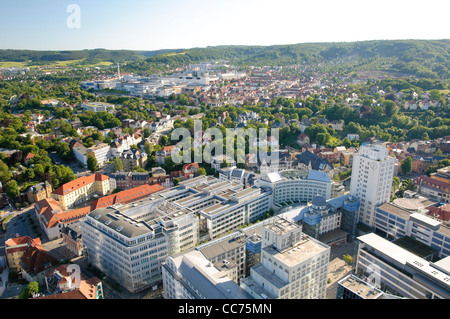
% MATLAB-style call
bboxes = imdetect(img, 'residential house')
[5,236,42,272]
[40,264,103,299]
[182,162,199,179]
[297,134,310,147]
[120,149,148,171]
[19,244,59,286]
[26,181,52,204]
[156,145,180,165]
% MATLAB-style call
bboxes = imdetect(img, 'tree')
[87,155,98,172]
[24,168,35,181]
[197,167,207,176]
[5,180,20,199]
[383,100,398,116]
[19,281,40,299]
[144,142,153,155]
[113,157,123,172]
[343,254,353,265]
[0,160,12,185]
[401,157,412,175]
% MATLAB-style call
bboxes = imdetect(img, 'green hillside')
[140,39,450,79]
[0,48,144,67]
[1,40,449,79]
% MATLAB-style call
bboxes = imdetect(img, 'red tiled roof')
[414,175,450,192]
[91,184,164,210]
[428,204,450,221]
[35,198,92,229]
[5,236,41,248]
[20,244,59,275]
[52,173,109,196]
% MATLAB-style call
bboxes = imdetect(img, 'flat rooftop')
[265,217,299,236]
[264,236,329,268]
[338,274,383,299]
[88,207,153,239]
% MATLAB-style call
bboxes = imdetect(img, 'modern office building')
[240,216,330,299]
[81,189,200,293]
[81,207,168,293]
[279,194,360,245]
[374,202,450,258]
[355,233,450,299]
[255,169,344,210]
[161,249,253,299]
[151,175,272,241]
[350,143,397,227]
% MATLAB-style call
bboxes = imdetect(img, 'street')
[325,241,356,299]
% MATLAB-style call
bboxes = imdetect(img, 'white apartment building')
[82,102,115,112]
[240,216,330,299]
[350,143,397,226]
[86,142,111,168]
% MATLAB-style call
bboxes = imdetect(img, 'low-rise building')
[41,264,103,299]
[5,236,42,272]
[26,181,52,204]
[51,173,111,211]
[19,244,59,286]
[82,102,115,112]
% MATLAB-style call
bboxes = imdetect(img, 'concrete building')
[355,233,450,299]
[81,191,200,293]
[336,274,384,299]
[161,249,253,299]
[255,169,344,210]
[81,102,115,112]
[350,143,397,226]
[240,216,330,299]
[86,142,111,168]
[374,202,450,259]
[73,145,88,168]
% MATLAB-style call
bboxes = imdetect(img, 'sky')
[0,0,449,51]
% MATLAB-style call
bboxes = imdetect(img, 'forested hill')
[0,49,144,65]
[140,39,450,79]
[1,40,449,79]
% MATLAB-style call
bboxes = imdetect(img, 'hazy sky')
[1,0,449,51]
